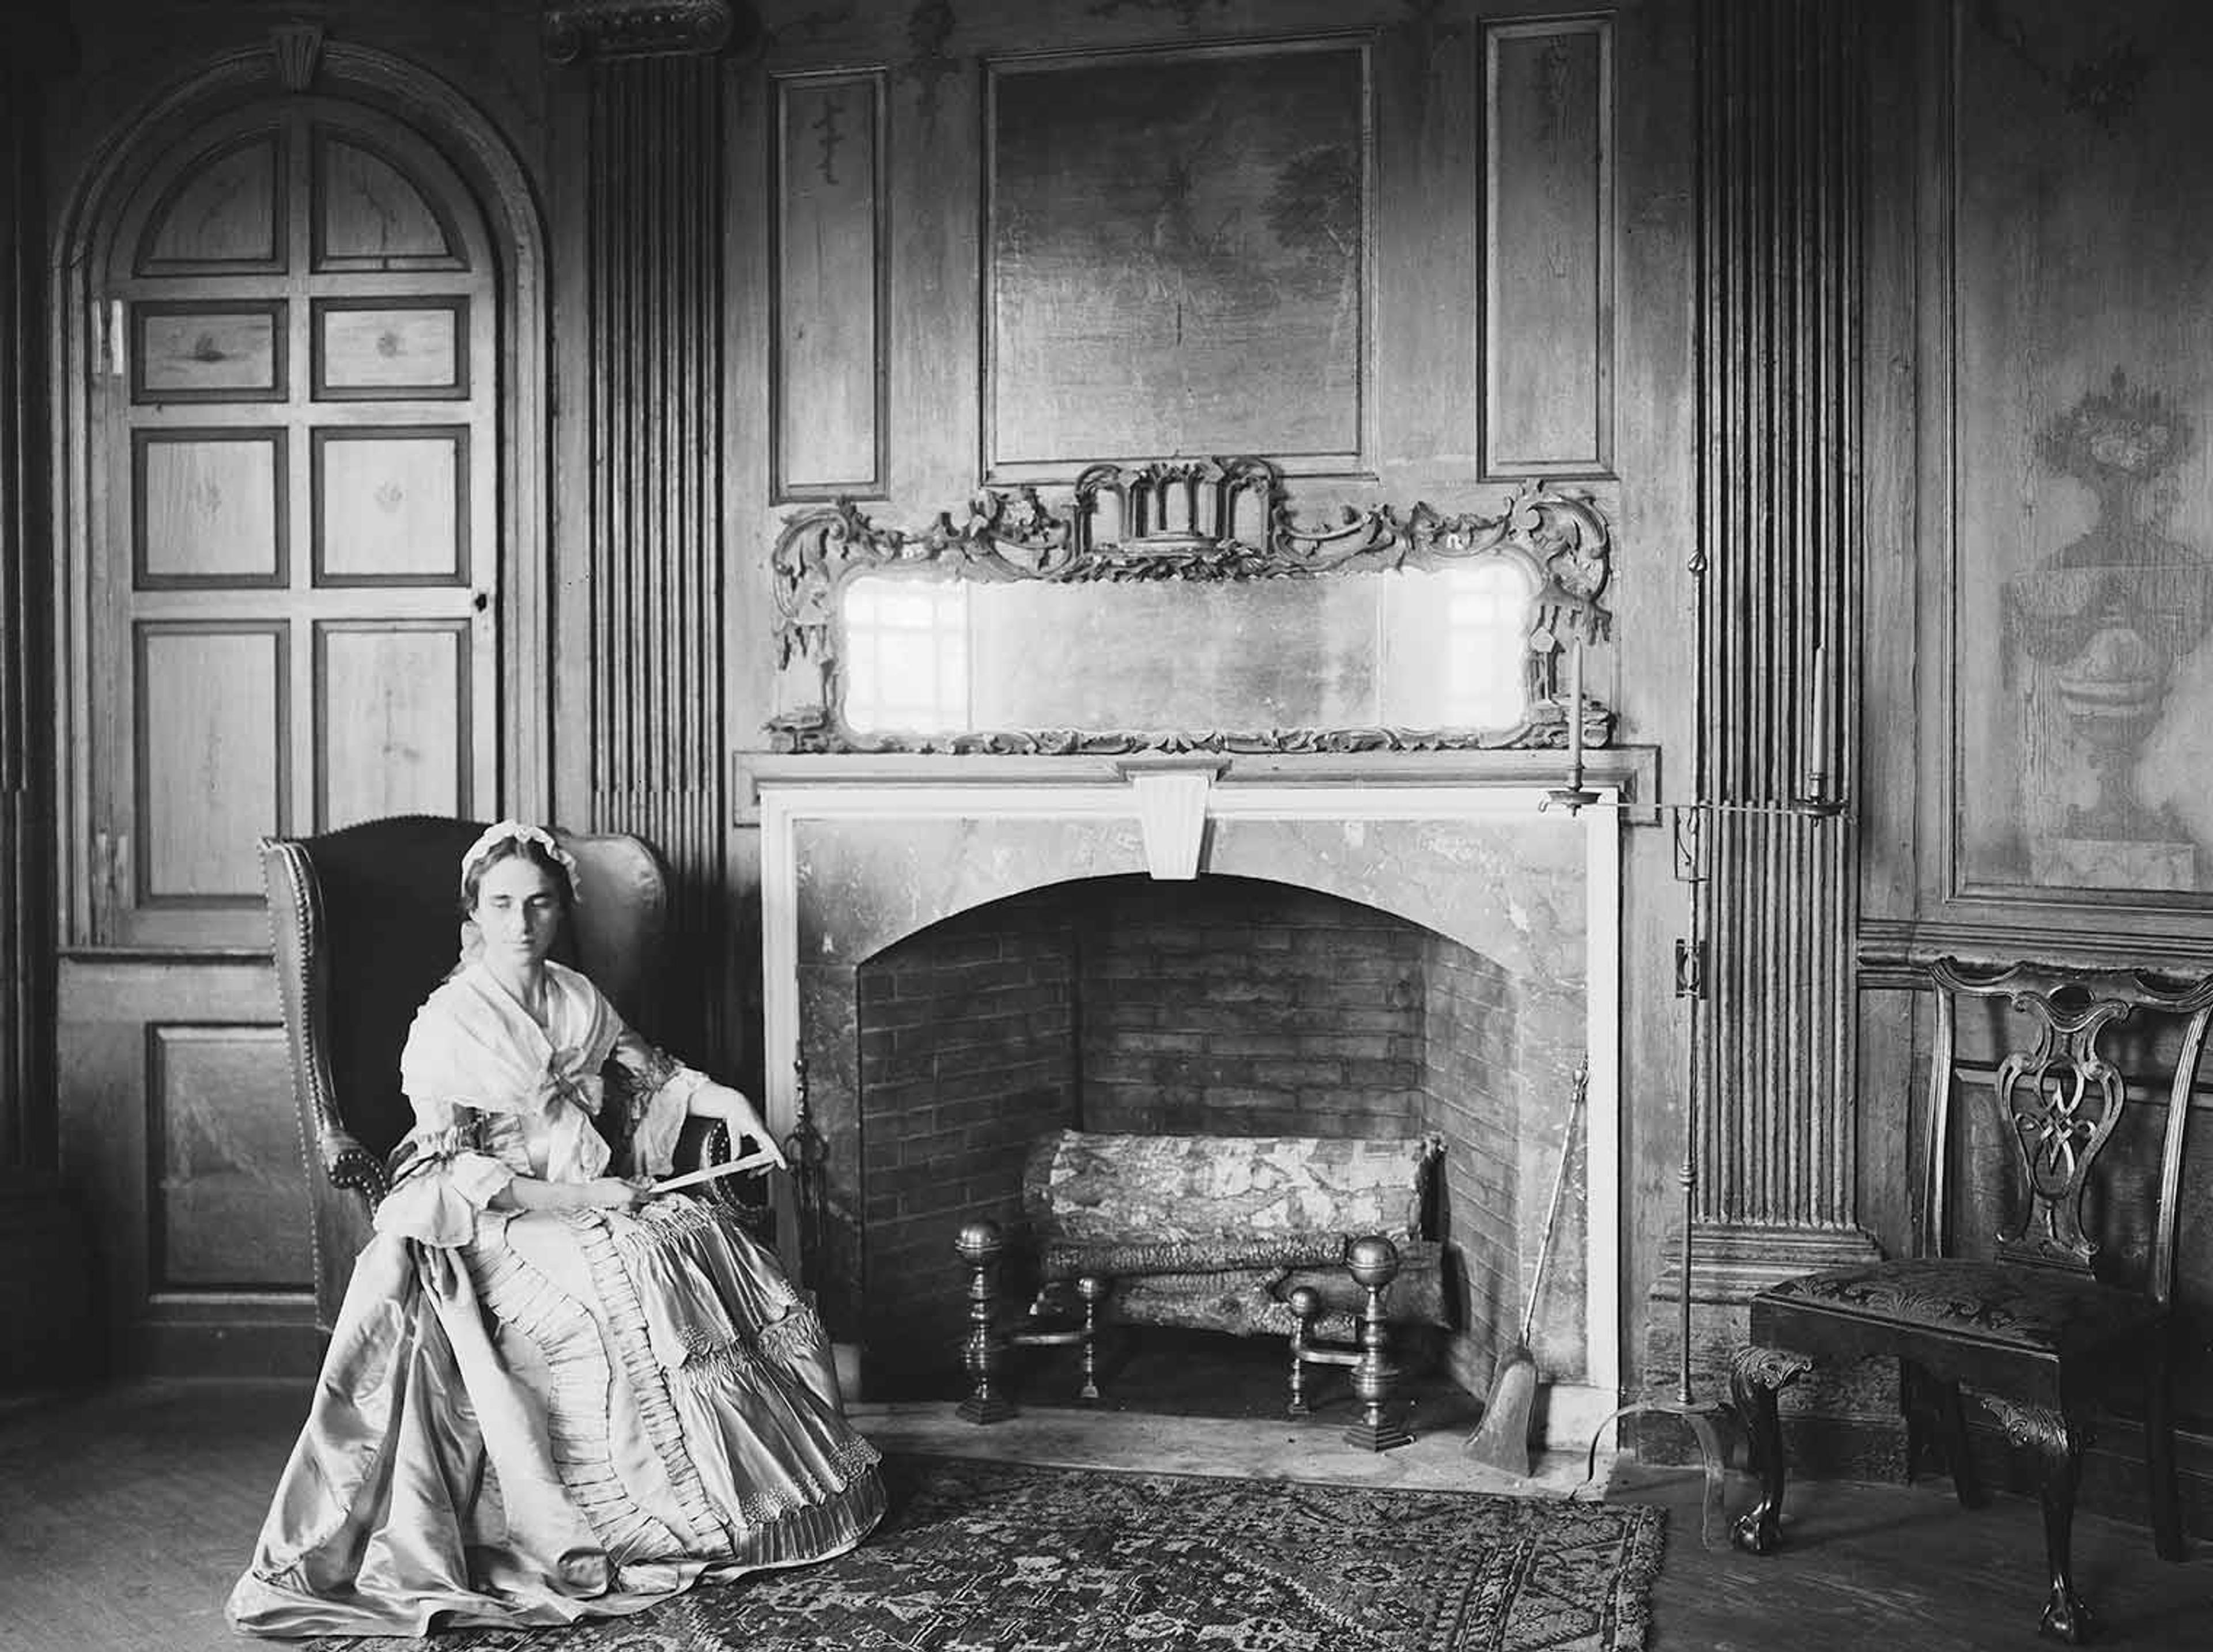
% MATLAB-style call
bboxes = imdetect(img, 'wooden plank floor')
[2,1379,2209,1650]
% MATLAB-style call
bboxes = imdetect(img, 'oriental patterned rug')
[304,1453,1667,1652]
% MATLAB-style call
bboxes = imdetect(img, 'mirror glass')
[838,558,1540,739]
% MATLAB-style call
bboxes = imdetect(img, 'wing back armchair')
[261,815,675,1331]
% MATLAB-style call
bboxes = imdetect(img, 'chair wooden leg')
[1978,1396,2094,1644]
[1931,1373,1988,1510]
[1729,1346,1810,1555]
[2146,1332,2184,1562]
[2034,1417,2091,1645]
[1904,1362,1933,1483]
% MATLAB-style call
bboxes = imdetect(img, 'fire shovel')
[1464,1063,1587,1475]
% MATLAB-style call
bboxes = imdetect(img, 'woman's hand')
[690,1082,790,1171]
[580,1175,652,1211]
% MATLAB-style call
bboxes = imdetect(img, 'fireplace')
[751,754,1622,1446]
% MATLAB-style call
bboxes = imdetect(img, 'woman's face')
[471,854,564,967]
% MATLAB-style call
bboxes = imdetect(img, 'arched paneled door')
[93,97,498,947]
[53,64,540,1376]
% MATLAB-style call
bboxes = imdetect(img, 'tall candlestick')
[1806,644,1829,799]
[1567,636,1585,774]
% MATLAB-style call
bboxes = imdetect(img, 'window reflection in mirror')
[836,557,1541,741]
[840,579,973,735]
[1416,558,1542,731]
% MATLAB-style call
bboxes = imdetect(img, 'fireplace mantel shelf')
[739,744,1659,822]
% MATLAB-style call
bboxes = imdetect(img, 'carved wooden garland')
[767,458,1616,755]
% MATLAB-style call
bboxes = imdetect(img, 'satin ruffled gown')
[227,961,884,1638]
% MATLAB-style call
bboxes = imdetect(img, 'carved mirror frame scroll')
[766,458,1616,755]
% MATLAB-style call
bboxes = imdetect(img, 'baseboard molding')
[134,1295,324,1379]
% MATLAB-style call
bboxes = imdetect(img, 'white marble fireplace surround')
[750,751,1623,1448]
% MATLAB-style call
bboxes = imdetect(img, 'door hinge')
[1673,937,1706,1000]
[101,297,127,380]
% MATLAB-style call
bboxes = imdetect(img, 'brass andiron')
[1287,1234,1411,1451]
[954,1222,1016,1424]
[954,1218,1109,1423]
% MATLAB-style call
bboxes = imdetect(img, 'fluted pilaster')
[1690,0,1879,1288]
[582,55,730,1059]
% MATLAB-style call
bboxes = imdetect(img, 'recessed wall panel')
[136,622,288,902]
[134,430,286,588]
[315,621,469,829]
[313,131,462,269]
[148,1025,307,1290]
[1485,19,1612,476]
[775,72,885,498]
[135,130,285,274]
[985,42,1369,479]
[134,301,285,402]
[312,427,467,584]
[313,298,468,399]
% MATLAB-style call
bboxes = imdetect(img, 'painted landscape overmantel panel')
[767,459,1617,756]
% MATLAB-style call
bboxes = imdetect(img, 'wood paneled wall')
[1835,0,2213,1515]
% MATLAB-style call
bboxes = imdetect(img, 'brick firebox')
[753,756,1622,1444]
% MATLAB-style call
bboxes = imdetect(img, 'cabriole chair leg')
[1729,1345,1810,1556]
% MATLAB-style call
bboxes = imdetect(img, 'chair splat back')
[1928,958,2213,1302]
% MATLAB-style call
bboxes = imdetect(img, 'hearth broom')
[1464,1061,1586,1476]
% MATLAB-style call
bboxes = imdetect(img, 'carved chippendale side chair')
[262,815,722,1331]
[1729,957,2213,1643]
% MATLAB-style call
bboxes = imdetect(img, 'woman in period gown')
[228,822,883,1638]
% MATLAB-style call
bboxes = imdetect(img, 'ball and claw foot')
[1730,1504,1783,1556]
[2038,1585,2093,1646]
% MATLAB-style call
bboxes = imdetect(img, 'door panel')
[315,620,471,827]
[95,98,497,950]
[134,301,286,401]
[312,426,466,583]
[135,128,286,274]
[314,131,463,269]
[133,429,286,585]
[135,621,288,905]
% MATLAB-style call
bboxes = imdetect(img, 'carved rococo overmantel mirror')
[766,457,1615,756]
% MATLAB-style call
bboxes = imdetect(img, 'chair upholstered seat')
[1757,1258,2162,1357]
